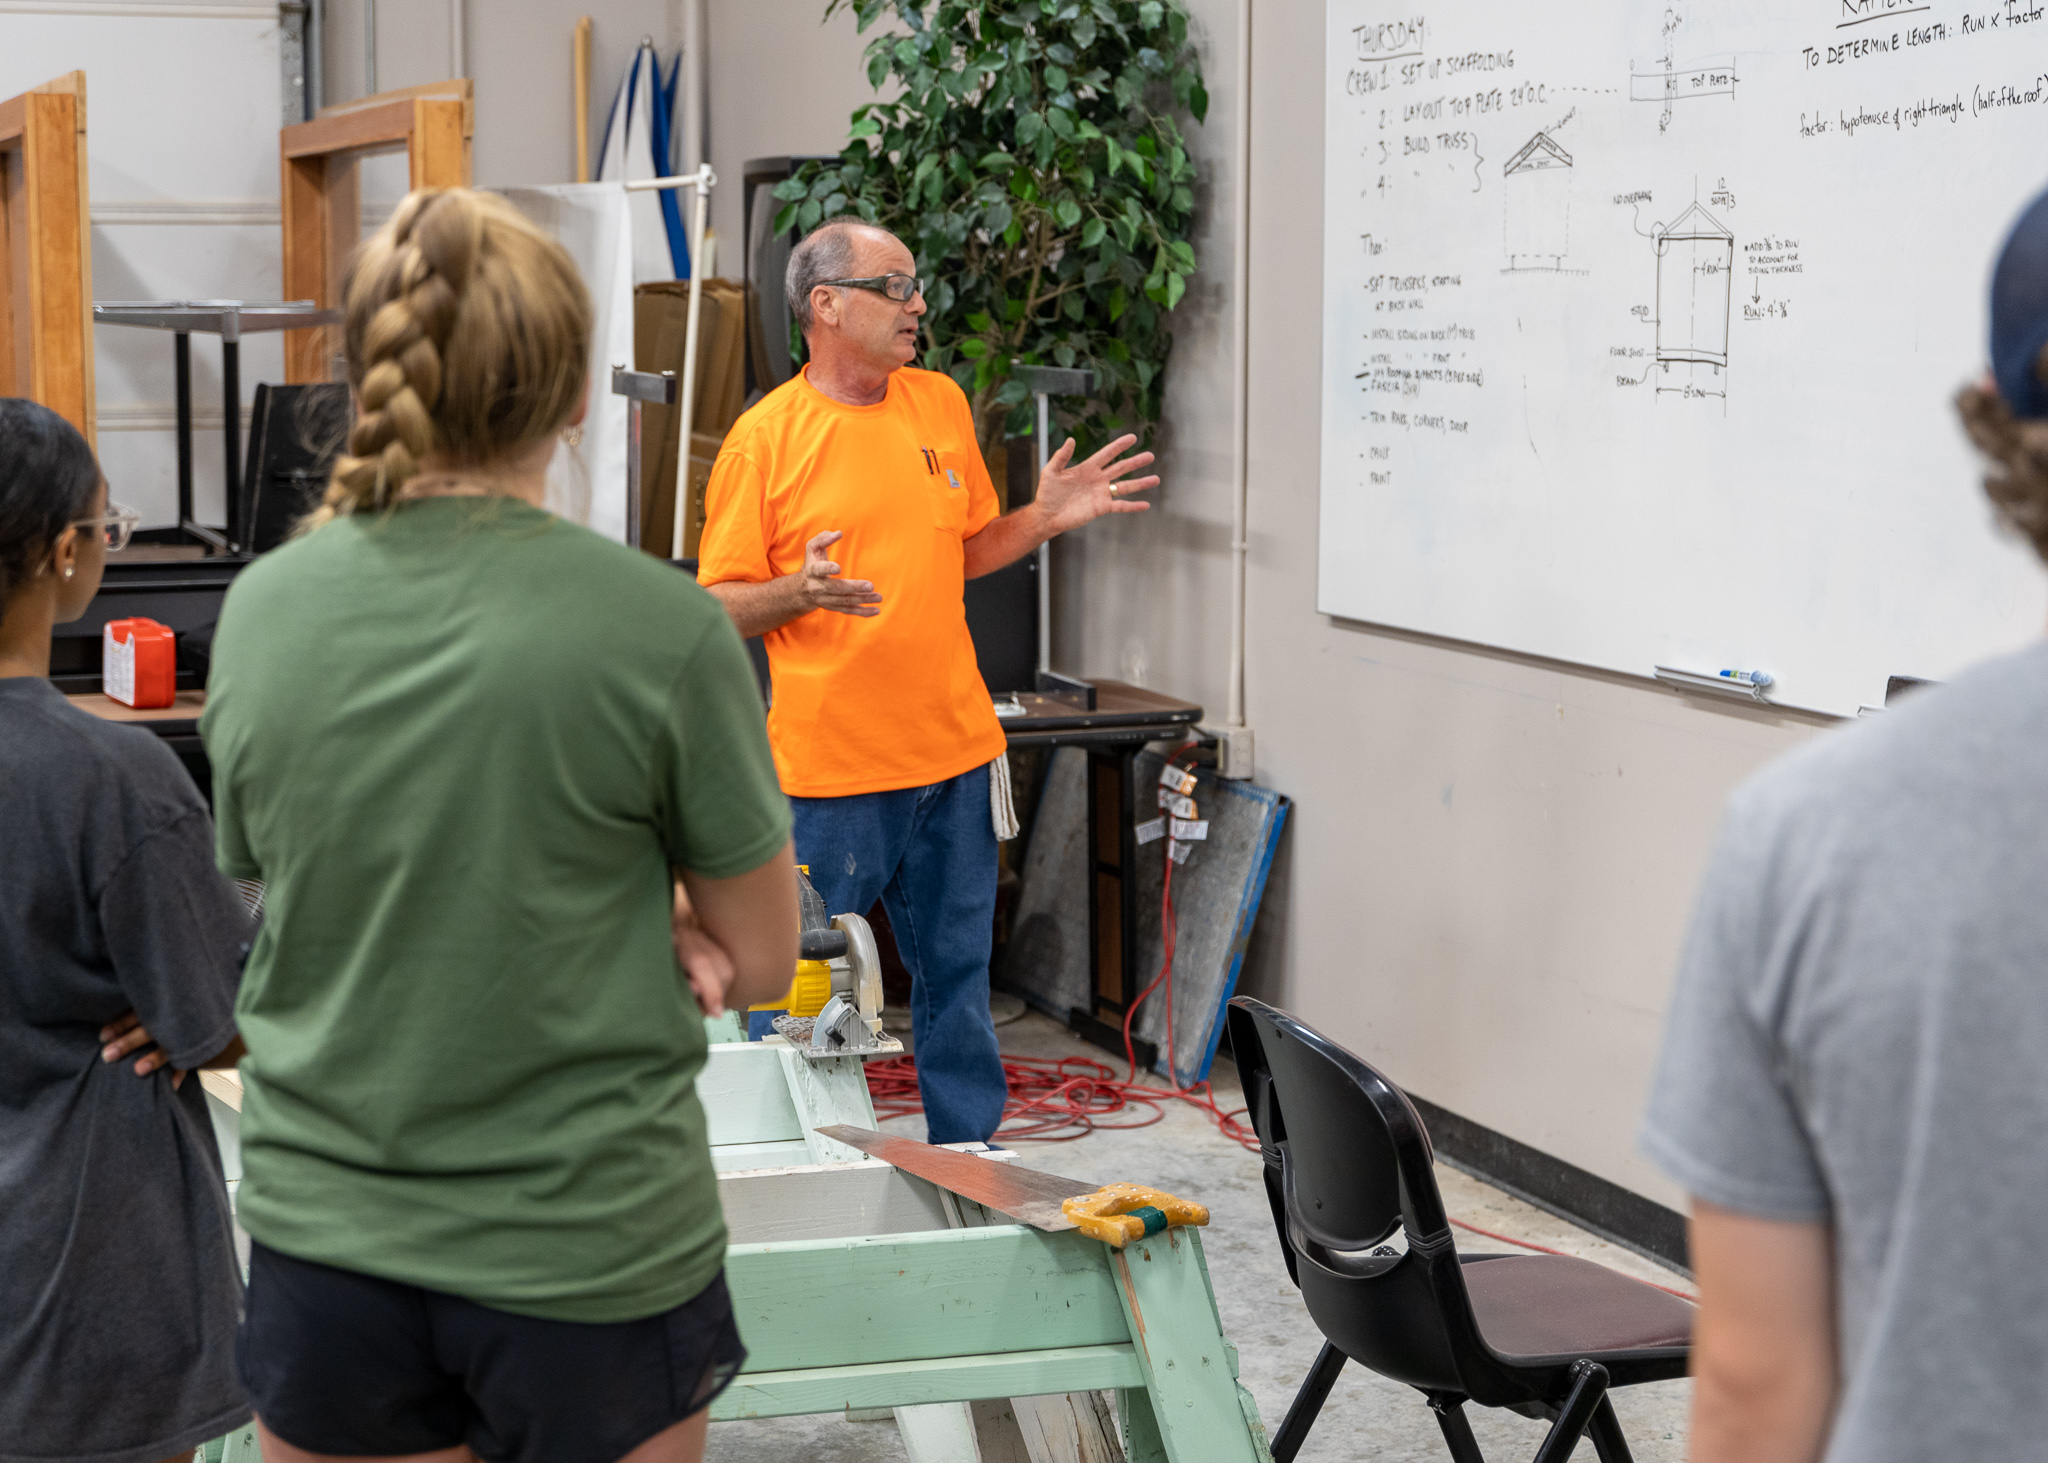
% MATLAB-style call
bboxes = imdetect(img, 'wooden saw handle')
[1061,1183,1210,1248]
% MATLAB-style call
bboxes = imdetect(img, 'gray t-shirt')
[0,677,252,1463]
[1643,640,2048,1462]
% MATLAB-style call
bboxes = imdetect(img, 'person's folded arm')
[677,843,799,1015]
[1688,1201,1838,1463]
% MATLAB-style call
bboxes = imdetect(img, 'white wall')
[327,0,1846,1207]
[320,0,682,190]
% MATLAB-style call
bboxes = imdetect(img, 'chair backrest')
[1227,997,1497,1395]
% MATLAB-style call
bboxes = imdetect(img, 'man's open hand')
[798,530,883,618]
[1032,435,1158,536]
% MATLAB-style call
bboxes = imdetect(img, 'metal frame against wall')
[0,71,94,444]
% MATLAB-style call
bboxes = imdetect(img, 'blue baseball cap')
[1991,187,2048,419]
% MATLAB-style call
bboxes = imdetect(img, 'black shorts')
[237,1240,746,1463]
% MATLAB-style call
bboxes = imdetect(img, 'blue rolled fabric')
[1991,188,2048,420]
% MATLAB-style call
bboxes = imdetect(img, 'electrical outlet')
[1199,723,1255,780]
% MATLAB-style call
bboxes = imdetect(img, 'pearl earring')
[61,566,75,582]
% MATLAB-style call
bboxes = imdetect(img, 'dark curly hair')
[1958,357,2048,561]
[0,398,100,604]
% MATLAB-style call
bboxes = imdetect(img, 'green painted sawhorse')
[201,1026,1272,1462]
[713,1153,1273,1463]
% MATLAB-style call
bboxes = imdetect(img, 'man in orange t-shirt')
[697,217,1157,1142]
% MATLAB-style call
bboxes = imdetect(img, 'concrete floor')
[709,1010,1692,1462]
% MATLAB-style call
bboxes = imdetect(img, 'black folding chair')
[1225,997,1693,1463]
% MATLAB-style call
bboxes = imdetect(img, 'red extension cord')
[867,745,1698,1301]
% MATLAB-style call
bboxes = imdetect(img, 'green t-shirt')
[201,497,790,1323]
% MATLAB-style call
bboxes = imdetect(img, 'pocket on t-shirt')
[930,450,976,534]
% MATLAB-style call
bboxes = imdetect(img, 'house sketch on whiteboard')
[1654,202,1733,384]
[1503,131,1572,271]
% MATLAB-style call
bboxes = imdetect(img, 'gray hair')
[786,216,898,335]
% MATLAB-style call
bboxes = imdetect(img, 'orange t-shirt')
[696,366,1008,797]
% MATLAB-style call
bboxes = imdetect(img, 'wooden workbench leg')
[894,1400,985,1463]
[1014,1390,1124,1462]
[1110,1230,1271,1463]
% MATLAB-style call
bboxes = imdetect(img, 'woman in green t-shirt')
[202,189,798,1463]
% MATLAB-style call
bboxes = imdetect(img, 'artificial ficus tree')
[774,0,1207,478]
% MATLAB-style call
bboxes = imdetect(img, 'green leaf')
[983,200,1013,235]
[979,151,1017,171]
[1004,214,1024,246]
[772,177,808,201]
[1054,343,1076,367]
[1055,198,1082,228]
[798,199,824,231]
[1017,112,1044,147]
[1073,15,1096,48]
[958,338,990,358]
[1046,64,1070,92]
[1169,239,1196,271]
[773,201,800,234]
[1189,80,1209,124]
[1064,293,1085,321]
[1108,284,1127,321]
[1165,270,1186,309]
[850,117,881,138]
[1081,217,1106,247]
[1138,1,1163,27]
[966,311,994,332]
[868,50,891,88]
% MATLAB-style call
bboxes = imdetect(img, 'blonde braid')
[298,186,591,535]
[306,190,483,528]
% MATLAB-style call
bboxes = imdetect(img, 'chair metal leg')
[1270,1340,1347,1463]
[1529,1361,1610,1463]
[1427,1394,1489,1463]
[1586,1395,1634,1463]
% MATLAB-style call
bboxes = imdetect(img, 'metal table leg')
[221,335,242,548]
[174,332,193,532]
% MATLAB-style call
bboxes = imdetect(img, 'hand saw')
[816,1125,1209,1247]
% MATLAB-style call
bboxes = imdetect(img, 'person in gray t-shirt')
[0,400,252,1463]
[1644,188,2048,1463]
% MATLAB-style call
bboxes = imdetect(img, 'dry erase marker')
[1717,669,1773,690]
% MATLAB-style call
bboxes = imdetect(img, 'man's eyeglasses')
[72,502,142,553]
[820,273,925,303]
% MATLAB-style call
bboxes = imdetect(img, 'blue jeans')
[790,766,1006,1144]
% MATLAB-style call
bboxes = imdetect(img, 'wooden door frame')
[0,71,94,445]
[279,80,473,383]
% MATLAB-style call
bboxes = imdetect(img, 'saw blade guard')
[831,910,885,1034]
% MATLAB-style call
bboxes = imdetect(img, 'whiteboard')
[1319,0,2048,715]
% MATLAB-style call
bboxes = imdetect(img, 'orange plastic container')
[102,617,176,709]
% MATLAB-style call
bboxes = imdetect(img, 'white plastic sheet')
[497,185,634,545]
